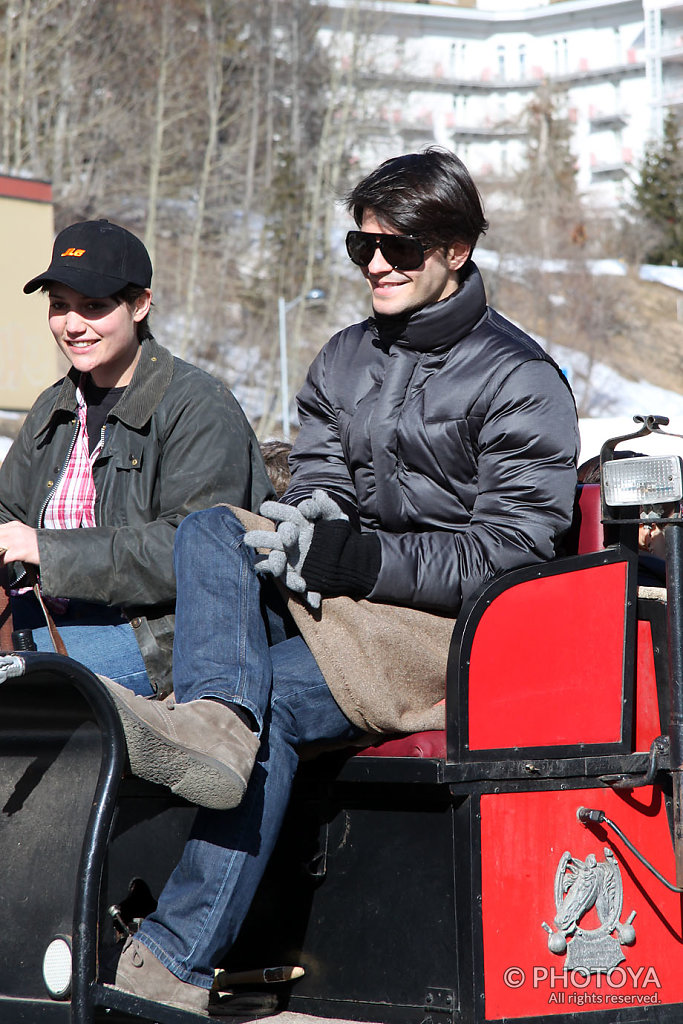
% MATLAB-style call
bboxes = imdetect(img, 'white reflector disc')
[42,936,72,999]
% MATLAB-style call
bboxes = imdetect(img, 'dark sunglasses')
[345,231,426,271]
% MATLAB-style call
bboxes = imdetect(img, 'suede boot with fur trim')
[100,678,260,810]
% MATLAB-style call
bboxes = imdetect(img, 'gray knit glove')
[243,490,348,609]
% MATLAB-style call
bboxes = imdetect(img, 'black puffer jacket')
[285,261,579,615]
[0,336,274,692]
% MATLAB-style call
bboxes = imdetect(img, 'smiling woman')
[0,219,273,693]
[46,284,149,388]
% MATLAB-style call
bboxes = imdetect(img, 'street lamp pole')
[277,294,292,441]
[277,288,325,442]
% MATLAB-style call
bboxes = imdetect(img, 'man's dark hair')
[344,147,489,253]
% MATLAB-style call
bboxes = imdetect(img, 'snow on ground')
[473,250,683,456]
[0,436,13,462]
[578,415,683,462]
[639,264,683,291]
[537,342,683,462]
[477,249,683,292]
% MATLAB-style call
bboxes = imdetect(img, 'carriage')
[1,415,682,1024]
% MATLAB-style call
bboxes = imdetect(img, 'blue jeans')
[10,595,152,694]
[136,505,361,988]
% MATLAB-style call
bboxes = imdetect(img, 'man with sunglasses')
[345,218,464,315]
[103,148,579,1016]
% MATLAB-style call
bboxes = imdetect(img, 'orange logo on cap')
[61,247,86,257]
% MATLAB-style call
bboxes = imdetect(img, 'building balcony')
[449,121,527,141]
[354,112,436,140]
[589,110,629,129]
[356,69,535,94]
[355,110,525,143]
[656,3,683,16]
[660,48,683,64]
[661,85,683,104]
[553,59,645,85]
[357,58,645,95]
[590,162,629,179]
[589,147,633,180]
[400,123,438,141]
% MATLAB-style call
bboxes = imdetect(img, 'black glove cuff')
[302,520,381,599]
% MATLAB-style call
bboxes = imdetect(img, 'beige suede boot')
[100,678,260,810]
[114,937,209,1017]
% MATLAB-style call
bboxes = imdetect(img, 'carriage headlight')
[42,935,72,999]
[603,455,683,508]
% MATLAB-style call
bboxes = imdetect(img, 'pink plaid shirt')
[42,380,103,530]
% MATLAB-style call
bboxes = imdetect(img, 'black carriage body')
[0,484,681,1024]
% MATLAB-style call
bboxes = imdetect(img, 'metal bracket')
[421,987,455,1024]
[599,735,670,788]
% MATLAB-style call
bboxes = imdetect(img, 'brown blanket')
[232,508,454,736]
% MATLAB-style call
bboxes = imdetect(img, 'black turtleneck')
[83,378,126,454]
[369,259,484,354]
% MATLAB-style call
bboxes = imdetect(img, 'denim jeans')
[136,505,361,988]
[10,594,152,694]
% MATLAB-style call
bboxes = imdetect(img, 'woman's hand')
[0,522,40,565]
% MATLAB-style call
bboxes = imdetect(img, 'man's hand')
[0,521,40,565]
[243,490,380,606]
[243,501,322,609]
[243,491,349,609]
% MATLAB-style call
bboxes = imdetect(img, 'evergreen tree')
[634,110,683,265]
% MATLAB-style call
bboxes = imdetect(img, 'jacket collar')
[35,336,175,437]
[369,259,487,354]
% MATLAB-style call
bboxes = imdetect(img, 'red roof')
[0,175,52,203]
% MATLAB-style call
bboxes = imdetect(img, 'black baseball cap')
[24,219,152,297]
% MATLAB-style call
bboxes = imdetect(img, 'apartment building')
[315,0,683,209]
[645,0,683,135]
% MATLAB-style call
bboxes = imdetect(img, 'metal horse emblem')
[542,849,636,972]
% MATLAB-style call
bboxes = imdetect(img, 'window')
[497,44,506,80]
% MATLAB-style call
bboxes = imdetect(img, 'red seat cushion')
[354,730,447,758]
[577,483,604,553]
[351,487,604,761]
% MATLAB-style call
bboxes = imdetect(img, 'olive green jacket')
[0,336,274,694]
